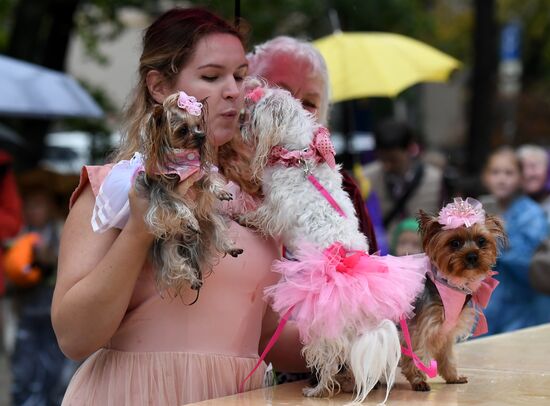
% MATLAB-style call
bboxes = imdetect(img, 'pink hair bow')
[311,126,336,168]
[177,91,203,116]
[246,87,265,103]
[438,197,485,230]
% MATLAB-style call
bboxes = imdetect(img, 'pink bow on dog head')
[246,87,265,103]
[438,197,485,230]
[177,91,203,116]
[311,126,336,168]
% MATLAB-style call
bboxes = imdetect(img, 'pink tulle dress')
[61,165,281,406]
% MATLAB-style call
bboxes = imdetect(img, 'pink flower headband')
[177,91,202,116]
[245,87,265,103]
[438,197,485,230]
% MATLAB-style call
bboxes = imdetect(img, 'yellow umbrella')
[313,32,461,102]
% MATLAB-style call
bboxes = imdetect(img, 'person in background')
[247,36,378,254]
[481,146,550,334]
[390,217,422,257]
[517,144,550,221]
[362,119,447,245]
[5,186,76,406]
[517,146,550,295]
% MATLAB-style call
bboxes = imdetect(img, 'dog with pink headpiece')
[239,80,427,403]
[401,197,506,391]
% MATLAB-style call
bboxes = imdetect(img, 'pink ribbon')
[177,91,202,116]
[311,126,336,168]
[245,87,265,103]
[267,127,336,169]
[324,242,389,275]
[400,317,438,378]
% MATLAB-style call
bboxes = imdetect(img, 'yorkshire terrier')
[240,80,426,403]
[135,91,243,295]
[401,198,505,391]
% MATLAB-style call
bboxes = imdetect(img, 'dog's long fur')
[240,84,400,402]
[135,93,242,296]
[401,210,506,391]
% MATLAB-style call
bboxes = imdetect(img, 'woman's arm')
[259,305,308,373]
[52,185,154,360]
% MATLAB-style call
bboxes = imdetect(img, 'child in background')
[390,217,422,256]
[481,147,550,334]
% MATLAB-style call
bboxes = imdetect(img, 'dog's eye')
[450,239,463,250]
[477,237,486,247]
[178,125,189,136]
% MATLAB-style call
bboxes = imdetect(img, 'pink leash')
[400,317,438,378]
[239,306,294,393]
[307,174,347,218]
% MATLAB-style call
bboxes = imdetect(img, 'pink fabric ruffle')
[265,243,428,342]
[62,349,266,406]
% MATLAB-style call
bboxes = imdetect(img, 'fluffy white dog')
[240,82,425,403]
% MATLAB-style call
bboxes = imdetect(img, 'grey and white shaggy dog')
[135,92,243,295]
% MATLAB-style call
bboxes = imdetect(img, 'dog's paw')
[302,385,327,398]
[411,381,431,391]
[446,376,468,384]
[216,190,233,201]
[190,279,203,291]
[227,248,244,257]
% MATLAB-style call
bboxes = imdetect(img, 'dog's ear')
[485,214,508,251]
[143,104,171,175]
[417,210,441,250]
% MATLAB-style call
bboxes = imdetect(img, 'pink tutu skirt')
[265,243,428,341]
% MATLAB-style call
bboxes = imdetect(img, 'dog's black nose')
[466,252,478,265]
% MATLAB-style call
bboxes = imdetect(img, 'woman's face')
[520,153,548,195]
[483,153,522,201]
[170,33,248,147]
[258,54,324,122]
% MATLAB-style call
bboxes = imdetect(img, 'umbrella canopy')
[313,32,461,102]
[0,54,104,119]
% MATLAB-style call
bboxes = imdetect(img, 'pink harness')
[428,267,499,336]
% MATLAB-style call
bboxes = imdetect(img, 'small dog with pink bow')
[93,91,242,296]
[401,198,505,391]
[240,81,426,403]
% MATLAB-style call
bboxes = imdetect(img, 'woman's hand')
[126,177,155,239]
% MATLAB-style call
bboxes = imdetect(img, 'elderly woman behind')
[247,36,378,253]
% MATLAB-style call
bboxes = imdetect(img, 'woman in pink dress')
[52,8,305,405]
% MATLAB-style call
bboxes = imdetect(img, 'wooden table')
[191,324,550,405]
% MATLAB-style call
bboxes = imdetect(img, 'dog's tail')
[349,319,400,404]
